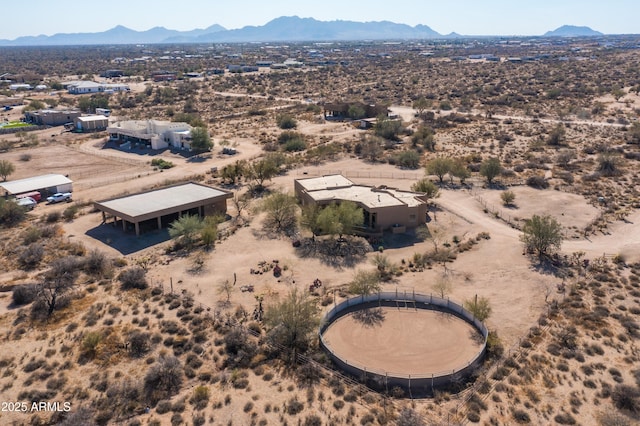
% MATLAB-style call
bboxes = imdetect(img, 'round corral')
[319,293,488,395]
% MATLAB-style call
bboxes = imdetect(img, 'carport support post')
[122,218,126,231]
[157,217,162,230]
[135,222,140,236]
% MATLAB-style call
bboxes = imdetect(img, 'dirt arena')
[321,307,484,376]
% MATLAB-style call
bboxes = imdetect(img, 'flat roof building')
[1,174,73,197]
[294,175,429,233]
[107,119,193,150]
[25,109,81,126]
[93,182,232,236]
[75,115,109,132]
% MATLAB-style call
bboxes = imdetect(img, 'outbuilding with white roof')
[1,174,73,197]
[93,182,232,236]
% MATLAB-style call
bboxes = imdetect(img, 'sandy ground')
[322,308,483,376]
[54,154,639,350]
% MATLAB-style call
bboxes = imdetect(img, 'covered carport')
[93,182,232,236]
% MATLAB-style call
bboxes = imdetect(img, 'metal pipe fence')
[318,291,488,396]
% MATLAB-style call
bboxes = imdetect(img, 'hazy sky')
[2,0,638,39]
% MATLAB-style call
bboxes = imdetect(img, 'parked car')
[17,191,42,202]
[15,196,37,210]
[46,192,72,203]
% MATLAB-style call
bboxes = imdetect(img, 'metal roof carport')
[1,174,73,196]
[93,182,232,236]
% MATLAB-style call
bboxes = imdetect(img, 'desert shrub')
[512,409,531,423]
[611,385,640,414]
[501,190,516,206]
[526,175,549,189]
[189,385,209,410]
[276,114,297,129]
[118,267,148,290]
[396,407,425,426]
[83,249,110,277]
[396,150,421,169]
[81,332,102,360]
[0,198,26,226]
[223,327,256,368]
[303,414,322,426]
[144,356,184,403]
[12,284,38,305]
[286,398,304,415]
[170,413,183,426]
[129,331,151,357]
[284,138,307,152]
[333,399,345,410]
[554,413,576,424]
[46,211,61,223]
[597,152,624,176]
[18,243,44,269]
[156,400,172,414]
[151,158,175,169]
[63,205,79,221]
[598,411,634,426]
[467,411,480,422]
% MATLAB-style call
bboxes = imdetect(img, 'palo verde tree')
[261,191,298,236]
[411,125,436,151]
[190,127,214,152]
[247,155,280,192]
[425,157,453,184]
[314,201,364,239]
[168,215,203,249]
[0,160,15,181]
[349,269,381,296]
[480,157,502,184]
[264,288,320,359]
[411,178,440,200]
[464,295,492,322]
[520,214,563,258]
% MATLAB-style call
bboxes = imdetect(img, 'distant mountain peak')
[544,25,603,37]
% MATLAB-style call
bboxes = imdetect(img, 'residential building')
[294,175,430,233]
[65,81,129,94]
[107,120,193,150]
[24,109,81,126]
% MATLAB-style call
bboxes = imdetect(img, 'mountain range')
[0,17,607,46]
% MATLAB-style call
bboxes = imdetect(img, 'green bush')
[276,114,297,129]
[151,159,175,169]
[0,198,26,226]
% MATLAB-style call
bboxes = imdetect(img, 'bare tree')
[33,256,80,318]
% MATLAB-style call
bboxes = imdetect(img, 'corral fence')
[318,291,488,397]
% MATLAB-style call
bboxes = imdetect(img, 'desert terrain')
[0,37,639,426]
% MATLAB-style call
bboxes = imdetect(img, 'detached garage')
[75,115,109,132]
[94,182,232,236]
[1,174,73,198]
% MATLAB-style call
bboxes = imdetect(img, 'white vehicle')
[46,192,72,203]
[15,196,37,210]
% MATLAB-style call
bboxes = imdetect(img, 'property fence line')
[318,291,488,397]
[297,169,422,180]
[67,142,151,167]
[74,171,155,190]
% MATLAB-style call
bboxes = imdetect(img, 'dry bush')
[118,266,148,290]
